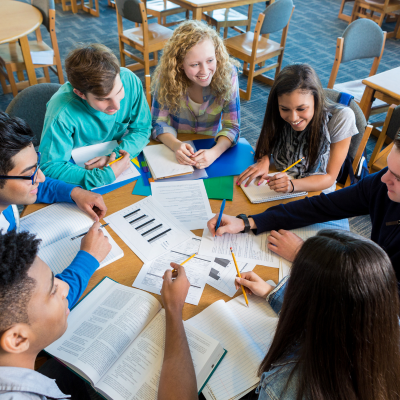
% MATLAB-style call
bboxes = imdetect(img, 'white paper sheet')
[104,196,192,264]
[133,237,212,305]
[199,228,280,268]
[150,180,213,230]
[72,141,119,168]
[30,50,54,64]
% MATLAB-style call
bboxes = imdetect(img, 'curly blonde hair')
[151,20,240,114]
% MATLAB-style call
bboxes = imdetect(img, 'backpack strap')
[337,92,354,106]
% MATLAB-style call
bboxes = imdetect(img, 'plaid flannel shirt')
[151,67,240,145]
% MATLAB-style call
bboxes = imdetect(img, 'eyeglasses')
[0,152,41,186]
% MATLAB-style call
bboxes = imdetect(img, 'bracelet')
[290,180,295,193]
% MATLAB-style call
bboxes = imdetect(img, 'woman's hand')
[171,141,196,166]
[234,271,275,298]
[191,148,218,169]
[267,229,304,262]
[267,172,292,193]
[237,156,270,186]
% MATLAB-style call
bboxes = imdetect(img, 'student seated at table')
[235,230,400,400]
[208,128,400,288]
[151,20,240,170]
[0,112,111,307]
[237,64,358,194]
[39,44,151,190]
[0,230,195,400]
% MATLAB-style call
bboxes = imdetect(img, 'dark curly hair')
[0,112,35,189]
[0,230,41,334]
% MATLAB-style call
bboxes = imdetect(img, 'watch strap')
[236,214,251,233]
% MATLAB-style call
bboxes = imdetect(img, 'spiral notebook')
[241,175,307,204]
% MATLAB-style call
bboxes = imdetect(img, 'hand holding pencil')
[267,157,305,193]
[234,271,275,299]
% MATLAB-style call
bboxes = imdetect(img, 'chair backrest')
[341,19,384,63]
[31,0,55,32]
[386,104,400,140]
[260,0,294,35]
[324,88,367,160]
[115,0,143,23]
[5,83,61,147]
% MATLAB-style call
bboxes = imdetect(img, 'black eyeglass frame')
[0,152,41,185]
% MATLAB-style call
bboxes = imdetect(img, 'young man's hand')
[109,150,131,178]
[160,263,190,315]
[235,271,274,298]
[267,229,304,262]
[80,222,112,263]
[70,187,107,221]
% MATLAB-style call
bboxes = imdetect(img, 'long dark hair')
[255,64,334,168]
[259,230,400,400]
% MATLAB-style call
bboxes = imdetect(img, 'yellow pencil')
[172,253,197,272]
[281,157,305,173]
[230,247,249,307]
[107,156,123,167]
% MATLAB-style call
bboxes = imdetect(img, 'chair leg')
[119,40,126,68]
[144,52,151,106]
[43,67,51,83]
[394,13,400,39]
[223,27,228,39]
[17,70,25,82]
[241,62,255,101]
[5,65,18,97]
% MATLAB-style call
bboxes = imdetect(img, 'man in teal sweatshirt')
[39,44,151,190]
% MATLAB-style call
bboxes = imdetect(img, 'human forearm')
[158,311,197,400]
[158,132,183,150]
[290,173,337,192]
[115,128,150,159]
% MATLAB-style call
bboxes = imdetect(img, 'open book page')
[95,309,224,400]
[280,219,350,279]
[187,299,273,400]
[20,203,94,247]
[143,144,194,180]
[38,227,124,275]
[199,228,280,268]
[133,237,212,305]
[45,278,162,386]
[105,196,192,264]
[150,180,213,230]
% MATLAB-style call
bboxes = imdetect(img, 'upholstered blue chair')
[224,0,295,101]
[328,19,387,118]
[0,0,64,97]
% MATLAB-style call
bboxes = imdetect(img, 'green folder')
[204,176,234,201]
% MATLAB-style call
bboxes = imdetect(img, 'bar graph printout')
[104,196,192,263]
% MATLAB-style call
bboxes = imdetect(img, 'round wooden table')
[0,0,43,86]
[23,134,321,320]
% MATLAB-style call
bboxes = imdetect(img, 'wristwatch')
[236,214,251,233]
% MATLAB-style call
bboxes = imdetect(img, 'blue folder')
[132,176,152,196]
[193,138,255,179]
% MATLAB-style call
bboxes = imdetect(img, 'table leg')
[359,86,374,121]
[19,36,38,86]
[192,7,203,20]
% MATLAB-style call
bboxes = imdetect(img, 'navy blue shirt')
[251,169,400,284]
[1,177,99,307]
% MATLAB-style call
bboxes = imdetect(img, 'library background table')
[23,134,321,320]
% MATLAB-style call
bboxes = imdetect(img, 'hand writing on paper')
[85,155,110,170]
[267,229,304,262]
[207,213,257,237]
[172,141,196,166]
[109,150,131,178]
[237,156,270,186]
[80,222,112,263]
[267,172,292,193]
[235,271,274,298]
[70,187,107,221]
[161,263,190,314]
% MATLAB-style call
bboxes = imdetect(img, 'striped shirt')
[151,67,240,145]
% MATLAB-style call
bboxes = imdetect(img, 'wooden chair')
[60,0,100,17]
[203,5,254,39]
[325,89,374,188]
[328,19,388,119]
[0,0,64,97]
[115,0,173,105]
[338,0,355,21]
[224,0,294,101]
[351,0,400,39]
[368,104,400,172]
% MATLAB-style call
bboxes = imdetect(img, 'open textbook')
[187,292,279,400]
[46,278,226,400]
[20,203,123,274]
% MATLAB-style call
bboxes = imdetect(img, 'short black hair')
[0,112,35,189]
[393,127,400,151]
[0,230,41,334]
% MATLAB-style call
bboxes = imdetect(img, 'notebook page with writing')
[187,298,275,400]
[20,203,94,247]
[143,144,194,180]
[38,227,124,275]
[240,174,307,204]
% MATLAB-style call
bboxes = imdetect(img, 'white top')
[188,97,202,117]
[0,212,10,233]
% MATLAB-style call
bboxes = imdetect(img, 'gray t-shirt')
[327,106,358,144]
